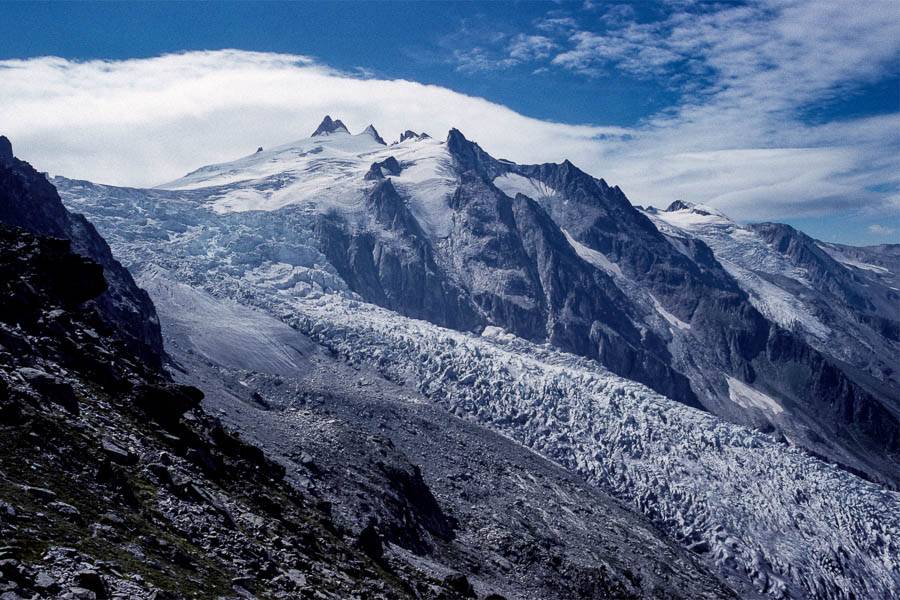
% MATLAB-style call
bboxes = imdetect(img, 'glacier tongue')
[283,292,900,600]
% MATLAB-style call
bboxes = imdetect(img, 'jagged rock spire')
[311,115,350,137]
[364,156,402,181]
[399,130,429,143]
[363,124,387,145]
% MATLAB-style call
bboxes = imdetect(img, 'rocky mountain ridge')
[0,136,163,370]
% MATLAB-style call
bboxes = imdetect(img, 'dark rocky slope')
[0,136,163,369]
[0,222,485,600]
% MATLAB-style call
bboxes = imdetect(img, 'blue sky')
[1,1,898,245]
[0,2,680,125]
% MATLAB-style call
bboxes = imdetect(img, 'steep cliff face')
[749,222,900,349]
[0,136,163,368]
[310,132,700,408]
[444,135,701,407]
[315,178,482,332]
[436,132,899,485]
[749,223,874,310]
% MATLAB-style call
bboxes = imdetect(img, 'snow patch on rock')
[493,173,558,201]
[727,376,784,415]
[563,230,624,278]
[651,294,691,330]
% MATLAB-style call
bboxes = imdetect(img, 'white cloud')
[542,0,900,220]
[868,224,897,236]
[0,51,627,188]
[508,34,556,61]
[535,16,579,33]
[0,13,897,227]
[452,47,518,73]
[552,29,683,77]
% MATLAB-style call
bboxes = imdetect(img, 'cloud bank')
[0,0,897,227]
[0,50,627,188]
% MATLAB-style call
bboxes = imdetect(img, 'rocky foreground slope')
[0,193,508,597]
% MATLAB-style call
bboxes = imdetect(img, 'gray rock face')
[441,134,898,487]
[364,156,401,181]
[399,130,429,142]
[316,132,700,408]
[0,136,12,164]
[445,135,700,407]
[750,222,900,353]
[316,178,481,331]
[645,205,900,485]
[0,138,163,368]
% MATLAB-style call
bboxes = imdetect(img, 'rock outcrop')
[0,136,163,369]
[311,115,350,137]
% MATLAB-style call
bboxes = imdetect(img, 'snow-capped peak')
[362,124,387,145]
[659,200,733,224]
[665,200,695,212]
[311,115,350,137]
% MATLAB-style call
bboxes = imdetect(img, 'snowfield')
[645,205,831,338]
[159,128,458,238]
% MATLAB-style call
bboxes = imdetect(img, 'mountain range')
[1,117,898,599]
